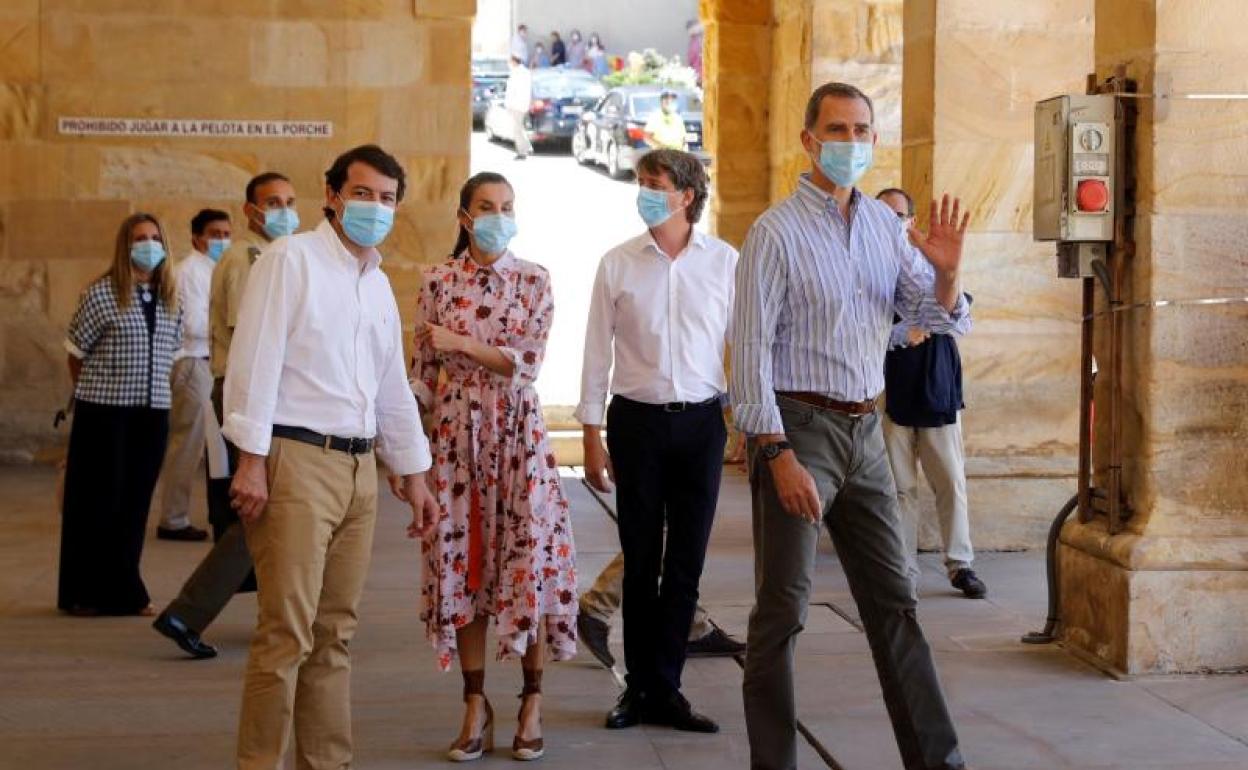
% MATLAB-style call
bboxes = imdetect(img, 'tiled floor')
[2,464,1246,769]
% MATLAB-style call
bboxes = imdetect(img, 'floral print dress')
[413,252,578,671]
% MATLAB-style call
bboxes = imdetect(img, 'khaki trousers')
[237,437,378,770]
[156,356,214,530]
[580,551,712,641]
[882,414,973,580]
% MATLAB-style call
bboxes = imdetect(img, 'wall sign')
[57,117,333,139]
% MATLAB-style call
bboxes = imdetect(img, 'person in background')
[877,187,985,600]
[227,144,437,770]
[577,551,744,671]
[550,31,566,67]
[578,150,737,735]
[732,81,968,770]
[152,208,229,543]
[587,33,608,77]
[566,29,587,70]
[414,172,577,762]
[150,172,299,661]
[530,42,550,69]
[643,90,688,151]
[505,55,535,161]
[686,20,704,86]
[510,23,529,64]
[59,213,182,617]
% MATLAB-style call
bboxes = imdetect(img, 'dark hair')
[510,54,523,65]
[245,172,290,205]
[551,31,561,39]
[323,144,406,220]
[804,82,875,130]
[190,208,230,237]
[451,172,514,257]
[636,149,709,225]
[876,187,915,217]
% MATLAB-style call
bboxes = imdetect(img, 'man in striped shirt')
[731,82,969,770]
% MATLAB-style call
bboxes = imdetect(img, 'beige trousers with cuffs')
[236,437,378,770]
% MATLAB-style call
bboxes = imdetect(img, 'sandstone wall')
[811,0,902,196]
[902,0,1096,549]
[0,0,474,462]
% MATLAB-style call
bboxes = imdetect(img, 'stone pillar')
[0,0,474,461]
[700,0,773,247]
[901,1,1096,549]
[1058,0,1248,675]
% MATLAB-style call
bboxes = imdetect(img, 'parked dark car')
[472,56,510,128]
[484,67,607,148]
[571,86,707,179]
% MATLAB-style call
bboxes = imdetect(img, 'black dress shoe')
[157,525,209,542]
[642,690,719,733]
[577,613,615,669]
[604,687,646,729]
[951,568,987,599]
[685,627,747,658]
[152,612,218,659]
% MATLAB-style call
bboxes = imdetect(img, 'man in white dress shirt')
[224,144,439,770]
[154,208,231,542]
[577,149,738,734]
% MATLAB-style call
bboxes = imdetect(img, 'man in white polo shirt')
[224,144,438,770]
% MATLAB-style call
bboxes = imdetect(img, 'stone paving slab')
[2,465,1248,769]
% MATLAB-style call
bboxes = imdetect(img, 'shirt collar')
[643,227,707,260]
[796,173,861,217]
[317,219,381,273]
[462,250,516,280]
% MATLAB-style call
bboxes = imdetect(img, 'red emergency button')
[1077,179,1110,212]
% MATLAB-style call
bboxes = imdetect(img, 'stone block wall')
[811,0,902,196]
[0,0,474,462]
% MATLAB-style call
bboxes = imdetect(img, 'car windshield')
[472,58,509,77]
[533,71,606,99]
[630,92,704,117]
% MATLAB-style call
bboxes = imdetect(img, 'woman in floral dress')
[410,171,577,762]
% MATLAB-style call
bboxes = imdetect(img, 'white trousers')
[509,109,533,156]
[882,413,973,580]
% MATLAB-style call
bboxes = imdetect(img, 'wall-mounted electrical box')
[1034,94,1119,277]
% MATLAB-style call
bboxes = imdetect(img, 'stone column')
[1058,0,1248,675]
[700,0,773,247]
[901,1,1096,549]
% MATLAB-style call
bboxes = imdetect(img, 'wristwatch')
[758,441,792,463]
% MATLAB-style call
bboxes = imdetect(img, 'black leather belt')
[614,395,721,413]
[272,425,374,455]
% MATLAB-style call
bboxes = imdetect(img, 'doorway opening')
[468,1,705,449]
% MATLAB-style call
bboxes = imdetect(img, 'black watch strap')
[759,440,792,462]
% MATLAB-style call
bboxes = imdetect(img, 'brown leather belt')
[776,391,877,415]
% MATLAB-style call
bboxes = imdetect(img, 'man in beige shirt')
[151,172,300,661]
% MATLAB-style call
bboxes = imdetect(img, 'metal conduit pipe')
[1021,493,1080,645]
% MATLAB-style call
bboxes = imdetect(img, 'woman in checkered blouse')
[58,213,182,617]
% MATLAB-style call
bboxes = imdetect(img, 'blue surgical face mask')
[130,240,166,272]
[206,238,230,262]
[816,139,873,188]
[340,199,395,248]
[637,186,680,228]
[470,213,518,255]
[262,207,299,239]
